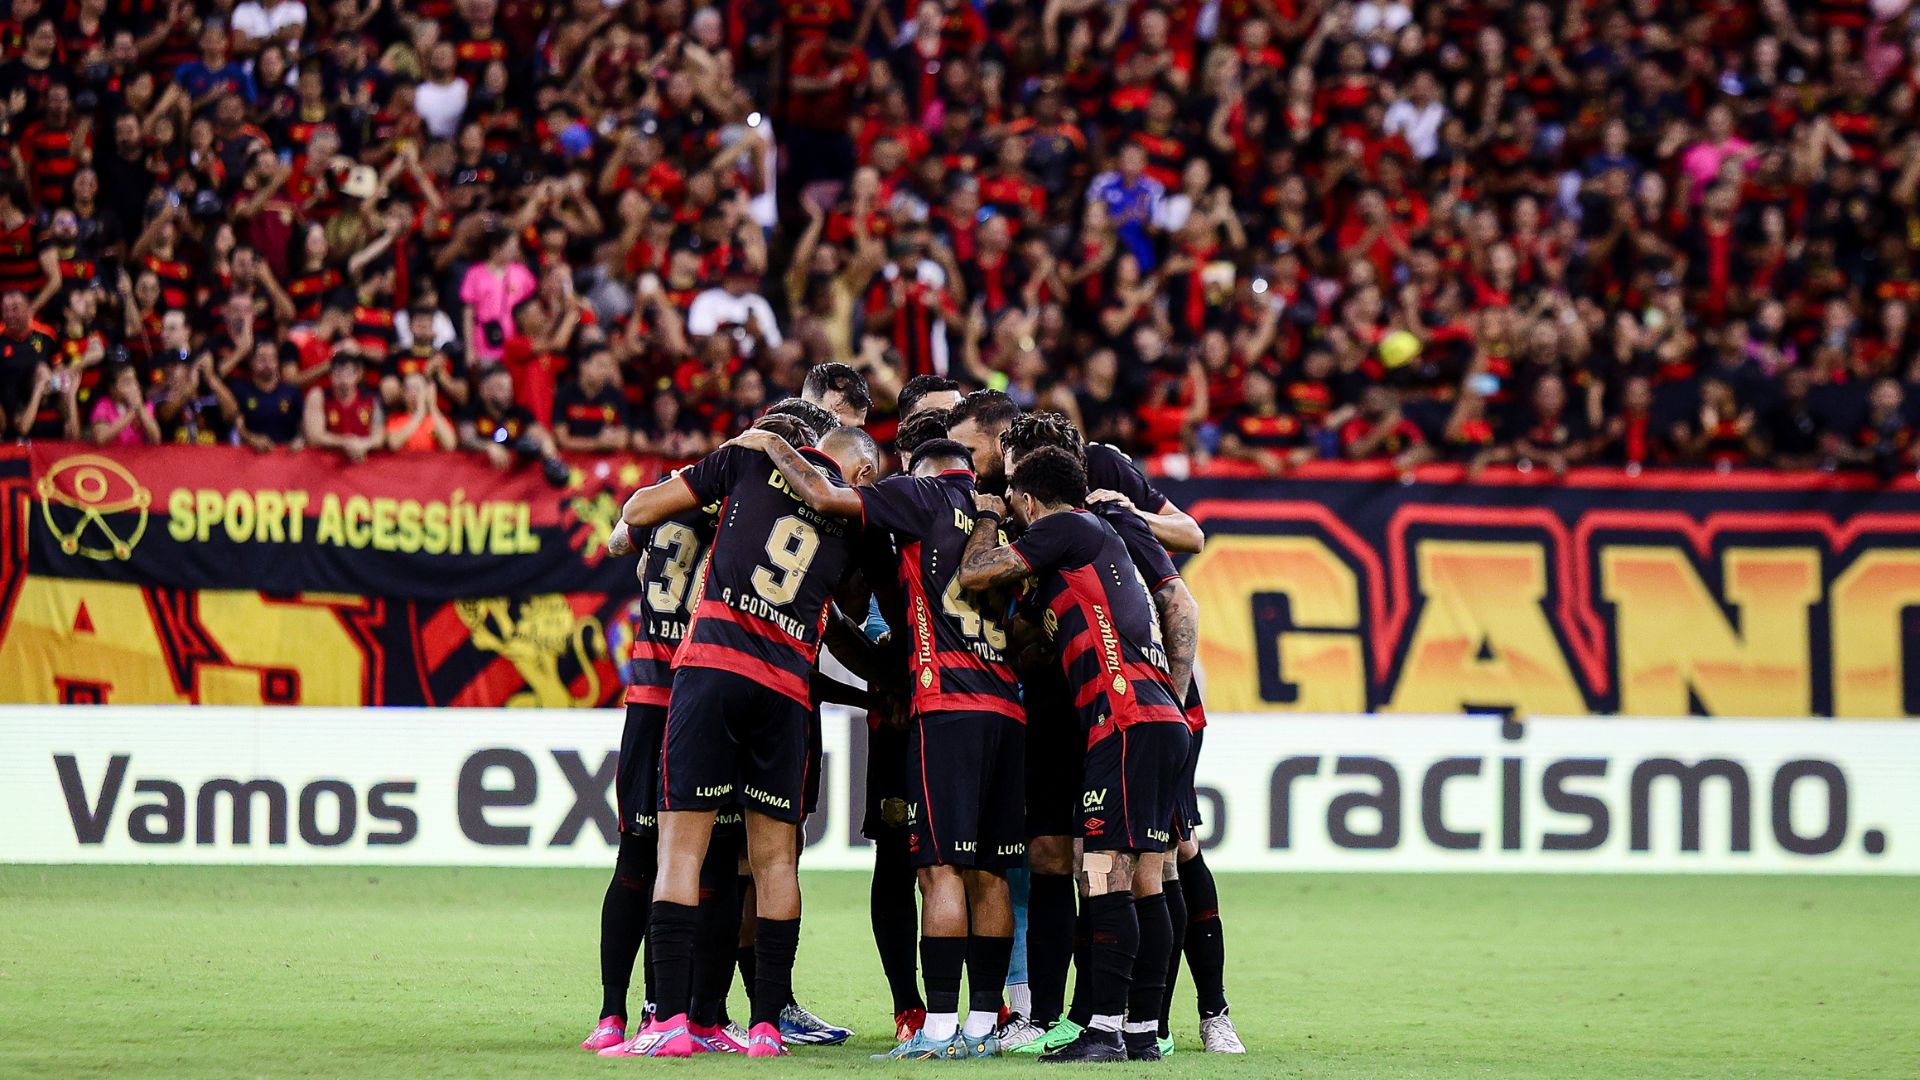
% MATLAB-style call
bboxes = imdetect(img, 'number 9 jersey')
[669,444,860,707]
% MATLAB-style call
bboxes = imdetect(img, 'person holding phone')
[460,226,535,365]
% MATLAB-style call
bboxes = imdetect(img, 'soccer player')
[613,413,877,1058]
[897,373,963,420]
[1004,413,1243,1054]
[582,498,715,1053]
[997,414,1205,1057]
[732,427,1025,1060]
[753,393,864,1048]
[802,360,873,427]
[860,406,957,1043]
[958,447,1191,1063]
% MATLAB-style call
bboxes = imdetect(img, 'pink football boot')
[597,1013,700,1058]
[580,1015,626,1052]
[745,1021,789,1057]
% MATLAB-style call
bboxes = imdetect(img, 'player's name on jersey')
[647,616,689,642]
[165,488,541,556]
[716,586,809,639]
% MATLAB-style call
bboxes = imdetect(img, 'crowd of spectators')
[3,0,1920,478]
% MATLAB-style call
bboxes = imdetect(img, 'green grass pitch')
[1,867,1915,1078]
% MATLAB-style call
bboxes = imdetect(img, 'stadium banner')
[8,443,1920,716]
[0,707,1912,873]
[1169,468,1920,719]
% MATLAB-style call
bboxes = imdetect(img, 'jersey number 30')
[646,522,701,614]
[752,515,820,605]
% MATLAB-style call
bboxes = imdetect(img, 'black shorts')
[862,720,912,840]
[661,666,811,824]
[618,700,669,835]
[804,708,824,816]
[1173,726,1205,843]
[906,710,1027,870]
[1023,690,1084,839]
[1080,721,1190,854]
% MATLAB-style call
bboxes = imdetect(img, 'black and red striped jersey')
[1010,509,1184,742]
[856,469,1022,721]
[671,445,859,706]
[624,503,715,707]
[1090,500,1204,733]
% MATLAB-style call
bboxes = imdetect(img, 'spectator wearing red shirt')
[786,20,867,192]
[1341,385,1432,471]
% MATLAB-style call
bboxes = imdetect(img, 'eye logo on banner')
[37,454,150,561]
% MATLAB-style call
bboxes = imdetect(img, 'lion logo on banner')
[456,595,604,707]
[37,454,150,560]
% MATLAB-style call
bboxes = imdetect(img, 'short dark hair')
[898,374,960,419]
[895,409,952,460]
[1001,411,1084,467]
[763,397,837,436]
[820,424,880,470]
[1009,446,1086,509]
[953,388,1020,434]
[908,437,973,473]
[802,362,872,413]
[753,412,818,448]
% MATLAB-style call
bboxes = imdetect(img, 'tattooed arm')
[956,494,1031,591]
[1152,576,1200,700]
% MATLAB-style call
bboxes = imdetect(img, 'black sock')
[872,833,924,1013]
[1127,894,1171,1027]
[966,934,1013,1014]
[1181,851,1228,1017]
[921,935,966,1017]
[691,834,741,1027]
[751,916,800,1028]
[1160,877,1187,1037]
[1066,902,1092,1027]
[1084,892,1138,1023]
[647,900,698,1021]
[735,942,757,1011]
[1027,872,1074,1024]
[598,833,656,1019]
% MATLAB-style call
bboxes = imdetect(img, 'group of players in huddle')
[583,364,1246,1062]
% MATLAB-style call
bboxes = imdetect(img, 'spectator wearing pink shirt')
[460,229,537,365]
[89,364,161,447]
[1680,104,1757,204]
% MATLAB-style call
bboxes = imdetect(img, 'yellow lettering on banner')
[195,489,222,542]
[515,504,539,553]
[0,578,190,702]
[223,490,254,543]
[423,502,449,553]
[343,495,371,548]
[256,490,286,542]
[396,500,423,553]
[1603,546,1818,716]
[1825,550,1920,718]
[1388,540,1585,716]
[489,505,514,554]
[371,497,397,551]
[192,593,368,705]
[1182,535,1364,712]
[167,488,193,541]
[284,492,308,541]
[458,491,487,554]
[316,493,344,545]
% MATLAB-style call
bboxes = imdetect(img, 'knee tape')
[1081,851,1115,895]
